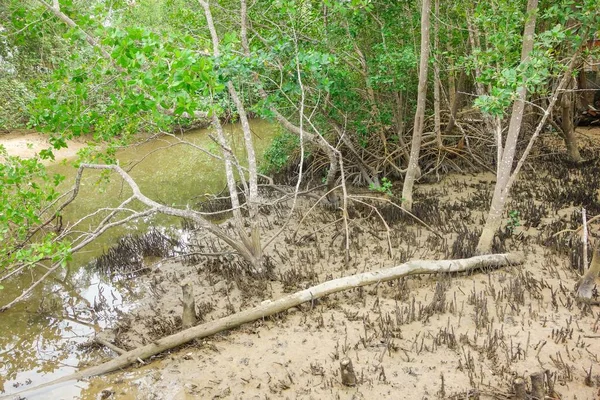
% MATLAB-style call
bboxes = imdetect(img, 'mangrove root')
[340,358,357,386]
[181,279,197,330]
[3,252,523,399]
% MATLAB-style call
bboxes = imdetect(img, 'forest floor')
[17,127,600,399]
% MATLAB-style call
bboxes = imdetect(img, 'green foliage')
[468,0,600,118]
[0,147,71,278]
[26,24,230,160]
[323,0,375,15]
[370,46,417,90]
[506,209,521,234]
[260,130,299,173]
[0,77,32,129]
[369,177,393,196]
[0,1,73,129]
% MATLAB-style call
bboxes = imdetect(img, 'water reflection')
[0,121,277,398]
[0,268,128,398]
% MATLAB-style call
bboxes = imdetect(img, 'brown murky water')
[0,121,277,399]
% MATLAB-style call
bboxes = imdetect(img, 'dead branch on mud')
[349,194,444,239]
[3,252,523,398]
[0,161,262,312]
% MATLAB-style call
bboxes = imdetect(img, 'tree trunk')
[448,69,456,115]
[401,0,431,211]
[477,0,538,254]
[561,77,582,163]
[577,66,590,108]
[200,0,263,270]
[433,0,442,147]
[228,82,263,263]
[445,71,465,135]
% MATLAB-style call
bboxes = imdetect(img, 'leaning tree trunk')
[228,83,263,264]
[200,0,263,270]
[401,0,431,212]
[476,0,538,254]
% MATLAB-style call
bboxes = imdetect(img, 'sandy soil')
[73,129,600,400]
[0,130,86,162]
[7,128,600,400]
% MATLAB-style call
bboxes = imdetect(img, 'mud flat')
[81,158,600,399]
[3,128,600,399]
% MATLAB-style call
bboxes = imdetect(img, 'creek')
[0,120,277,399]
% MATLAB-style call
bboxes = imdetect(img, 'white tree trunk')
[401,0,431,211]
[199,0,263,269]
[433,0,442,147]
[476,0,538,253]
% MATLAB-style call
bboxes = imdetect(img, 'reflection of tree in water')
[0,312,65,390]
[0,271,104,394]
[0,233,139,394]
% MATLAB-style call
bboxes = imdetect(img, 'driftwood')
[3,253,522,399]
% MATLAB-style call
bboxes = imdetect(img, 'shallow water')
[0,121,277,398]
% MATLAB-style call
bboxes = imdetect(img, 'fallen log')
[3,252,523,399]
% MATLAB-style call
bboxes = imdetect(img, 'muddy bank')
[0,130,87,162]
[0,122,279,399]
[3,127,600,399]
[75,146,600,399]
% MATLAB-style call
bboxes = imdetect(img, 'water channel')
[0,121,277,399]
